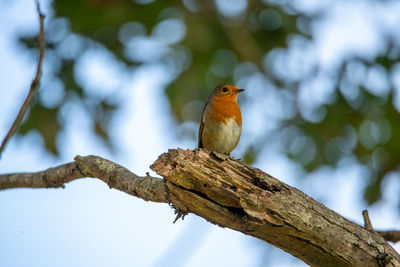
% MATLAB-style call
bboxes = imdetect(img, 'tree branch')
[363,209,375,231]
[0,155,168,203]
[361,209,400,244]
[0,149,399,266]
[150,149,400,267]
[377,231,400,244]
[0,0,45,157]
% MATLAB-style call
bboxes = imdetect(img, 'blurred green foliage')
[17,0,399,205]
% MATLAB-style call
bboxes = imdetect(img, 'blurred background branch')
[0,0,45,157]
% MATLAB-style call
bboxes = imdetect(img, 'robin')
[198,84,244,155]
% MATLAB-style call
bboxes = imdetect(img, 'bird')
[198,84,244,155]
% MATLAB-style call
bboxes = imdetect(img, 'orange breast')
[209,96,242,126]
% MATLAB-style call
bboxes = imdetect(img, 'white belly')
[202,117,241,154]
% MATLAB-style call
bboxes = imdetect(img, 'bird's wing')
[198,101,209,148]
[198,87,219,148]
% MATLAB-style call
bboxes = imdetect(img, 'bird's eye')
[222,87,228,92]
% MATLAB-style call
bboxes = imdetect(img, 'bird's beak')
[235,89,245,93]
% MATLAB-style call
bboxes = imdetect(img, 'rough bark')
[151,149,400,267]
[1,149,399,267]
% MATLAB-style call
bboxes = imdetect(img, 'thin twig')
[361,210,400,243]
[0,0,45,157]
[362,209,374,231]
[377,230,400,243]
